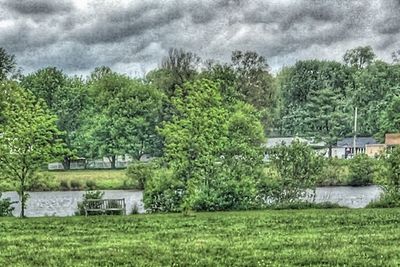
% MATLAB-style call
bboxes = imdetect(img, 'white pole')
[353,107,357,157]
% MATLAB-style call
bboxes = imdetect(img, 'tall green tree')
[145,79,266,212]
[279,60,352,145]
[21,68,88,169]
[81,71,164,168]
[21,67,67,110]
[0,47,17,81]
[343,46,376,69]
[303,88,351,157]
[0,82,62,217]
[267,140,323,202]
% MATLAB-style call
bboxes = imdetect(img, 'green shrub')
[266,140,323,203]
[125,161,155,190]
[316,158,348,186]
[0,192,16,216]
[85,180,97,190]
[27,173,57,191]
[144,169,185,213]
[367,147,400,208]
[59,180,70,190]
[76,190,105,216]
[367,191,400,208]
[70,180,83,190]
[347,154,375,186]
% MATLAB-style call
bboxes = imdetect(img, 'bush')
[27,173,57,191]
[125,161,155,190]
[367,147,400,208]
[59,180,70,190]
[0,192,16,216]
[347,154,375,186]
[316,158,349,186]
[85,180,97,190]
[266,140,323,203]
[367,191,400,208]
[144,169,185,213]
[70,180,83,190]
[76,190,104,216]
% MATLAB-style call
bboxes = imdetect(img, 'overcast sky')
[0,0,399,76]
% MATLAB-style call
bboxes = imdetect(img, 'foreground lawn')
[1,209,400,266]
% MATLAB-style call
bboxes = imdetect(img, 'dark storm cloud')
[3,0,73,15]
[0,0,399,75]
[70,3,184,45]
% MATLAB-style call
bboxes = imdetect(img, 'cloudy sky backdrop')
[0,0,399,76]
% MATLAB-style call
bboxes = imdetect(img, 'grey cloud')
[3,0,73,15]
[0,0,399,76]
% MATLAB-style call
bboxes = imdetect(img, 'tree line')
[1,46,400,216]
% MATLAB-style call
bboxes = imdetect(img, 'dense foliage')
[0,82,62,217]
[145,79,266,212]
[0,192,15,217]
[266,140,323,202]
[2,44,400,212]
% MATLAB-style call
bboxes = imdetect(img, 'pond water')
[2,190,144,217]
[1,185,383,217]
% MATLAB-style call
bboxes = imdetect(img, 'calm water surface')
[1,186,382,217]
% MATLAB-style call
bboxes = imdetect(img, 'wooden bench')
[84,199,126,216]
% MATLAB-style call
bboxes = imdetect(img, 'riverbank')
[1,208,400,266]
[0,169,128,192]
[1,186,382,217]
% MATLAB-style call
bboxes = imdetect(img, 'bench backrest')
[84,198,126,215]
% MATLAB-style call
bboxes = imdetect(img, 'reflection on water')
[1,186,383,217]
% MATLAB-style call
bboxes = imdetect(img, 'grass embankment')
[49,169,127,190]
[1,209,400,266]
[0,169,128,192]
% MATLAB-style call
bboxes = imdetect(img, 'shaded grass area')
[0,169,128,191]
[1,209,400,266]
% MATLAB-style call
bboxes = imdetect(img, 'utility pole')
[353,107,358,158]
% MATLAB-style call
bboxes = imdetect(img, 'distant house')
[385,133,400,147]
[333,137,378,159]
[365,144,386,158]
[263,137,326,161]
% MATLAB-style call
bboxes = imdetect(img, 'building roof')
[336,137,377,148]
[265,137,326,148]
[385,133,400,145]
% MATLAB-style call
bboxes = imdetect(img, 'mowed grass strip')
[1,209,400,266]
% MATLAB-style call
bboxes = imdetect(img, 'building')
[365,144,386,158]
[385,133,400,147]
[333,137,378,159]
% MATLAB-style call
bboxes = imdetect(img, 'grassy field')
[49,169,127,190]
[1,209,400,266]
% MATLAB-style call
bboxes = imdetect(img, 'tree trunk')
[19,179,26,218]
[328,145,332,158]
[110,155,116,169]
[62,156,71,170]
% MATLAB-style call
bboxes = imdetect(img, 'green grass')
[49,169,127,190]
[1,209,400,266]
[0,169,129,191]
